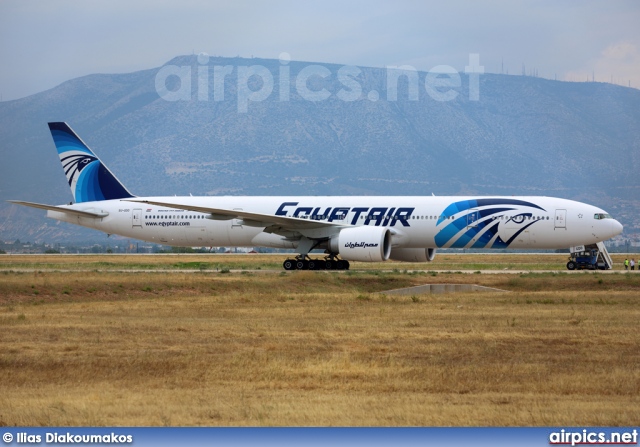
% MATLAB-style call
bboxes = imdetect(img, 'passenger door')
[466,209,479,228]
[554,209,566,229]
[232,208,243,229]
[132,209,142,228]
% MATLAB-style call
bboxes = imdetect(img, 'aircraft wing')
[8,200,109,218]
[124,198,349,237]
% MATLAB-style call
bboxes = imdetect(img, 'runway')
[0,268,630,274]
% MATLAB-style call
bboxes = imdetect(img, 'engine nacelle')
[389,248,437,262]
[329,226,392,262]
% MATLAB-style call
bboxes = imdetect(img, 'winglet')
[48,122,134,203]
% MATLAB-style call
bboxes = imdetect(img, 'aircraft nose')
[611,219,623,237]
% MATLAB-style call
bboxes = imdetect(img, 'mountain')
[1,55,639,242]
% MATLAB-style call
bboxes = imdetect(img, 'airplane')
[9,122,623,270]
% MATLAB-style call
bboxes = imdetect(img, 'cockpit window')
[594,213,613,220]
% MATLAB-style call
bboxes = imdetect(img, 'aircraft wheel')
[343,260,350,270]
[283,260,294,270]
[325,260,334,270]
[308,260,316,270]
[296,260,307,270]
[336,260,345,270]
[566,261,576,271]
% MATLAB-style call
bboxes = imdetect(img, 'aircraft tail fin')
[48,122,134,203]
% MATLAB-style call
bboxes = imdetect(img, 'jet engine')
[329,226,392,262]
[389,248,436,262]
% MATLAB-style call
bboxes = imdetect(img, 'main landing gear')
[282,254,350,271]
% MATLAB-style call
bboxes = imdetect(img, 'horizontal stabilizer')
[8,200,109,218]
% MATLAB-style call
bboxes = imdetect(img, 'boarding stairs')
[595,241,614,270]
[571,242,613,270]
[581,242,613,269]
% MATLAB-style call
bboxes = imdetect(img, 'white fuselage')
[47,195,623,251]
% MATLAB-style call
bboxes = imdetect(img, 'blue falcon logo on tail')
[48,122,134,203]
[61,153,98,186]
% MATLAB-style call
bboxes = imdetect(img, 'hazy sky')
[1,0,639,101]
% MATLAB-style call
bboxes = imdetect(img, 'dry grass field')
[0,254,638,426]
